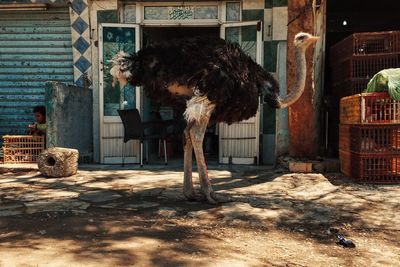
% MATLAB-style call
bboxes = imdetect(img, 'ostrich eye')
[297,35,306,41]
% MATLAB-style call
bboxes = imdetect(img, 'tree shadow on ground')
[0,168,399,266]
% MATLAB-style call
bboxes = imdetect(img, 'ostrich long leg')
[183,126,198,200]
[189,117,217,204]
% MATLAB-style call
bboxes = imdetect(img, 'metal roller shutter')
[0,8,74,143]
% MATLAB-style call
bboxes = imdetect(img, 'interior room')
[141,26,221,162]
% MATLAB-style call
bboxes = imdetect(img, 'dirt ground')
[0,165,399,267]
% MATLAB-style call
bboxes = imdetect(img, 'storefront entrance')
[98,20,262,164]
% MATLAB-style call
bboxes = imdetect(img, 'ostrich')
[110,32,319,204]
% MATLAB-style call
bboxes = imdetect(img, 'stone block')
[289,162,313,173]
[38,147,79,178]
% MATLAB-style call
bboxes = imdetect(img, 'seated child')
[28,105,46,136]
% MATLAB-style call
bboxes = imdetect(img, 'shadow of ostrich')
[110,32,319,204]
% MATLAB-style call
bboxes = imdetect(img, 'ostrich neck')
[277,47,307,109]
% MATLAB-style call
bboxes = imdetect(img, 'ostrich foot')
[199,187,218,205]
[198,190,233,204]
[183,188,205,201]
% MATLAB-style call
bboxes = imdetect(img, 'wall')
[252,0,289,163]
[46,82,93,162]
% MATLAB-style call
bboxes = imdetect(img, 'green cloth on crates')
[364,68,400,100]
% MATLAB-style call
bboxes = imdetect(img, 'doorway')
[141,26,221,163]
[98,22,263,165]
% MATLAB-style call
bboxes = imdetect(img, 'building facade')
[0,0,293,164]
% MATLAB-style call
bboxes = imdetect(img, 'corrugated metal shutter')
[0,8,74,142]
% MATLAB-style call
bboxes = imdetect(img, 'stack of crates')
[340,92,400,184]
[2,135,45,164]
[330,31,400,97]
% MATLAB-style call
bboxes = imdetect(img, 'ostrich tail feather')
[109,51,135,80]
[184,96,215,123]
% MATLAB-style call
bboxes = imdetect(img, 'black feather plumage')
[117,37,280,124]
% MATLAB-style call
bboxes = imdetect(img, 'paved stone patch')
[25,200,90,214]
[92,202,121,209]
[134,188,165,197]
[156,207,178,218]
[186,209,218,220]
[122,201,160,210]
[0,210,23,217]
[0,203,24,211]
[79,190,122,203]
[219,202,283,222]
[6,189,78,202]
[0,167,399,233]
[158,188,185,201]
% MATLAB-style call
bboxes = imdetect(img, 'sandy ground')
[0,165,399,267]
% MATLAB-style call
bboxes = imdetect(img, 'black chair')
[117,108,168,167]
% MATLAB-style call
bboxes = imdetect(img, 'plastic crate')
[340,92,400,124]
[332,78,369,97]
[331,31,400,61]
[331,53,400,81]
[340,149,400,184]
[339,124,400,153]
[2,135,45,164]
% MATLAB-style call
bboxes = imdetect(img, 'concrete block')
[289,162,313,173]
[46,82,93,162]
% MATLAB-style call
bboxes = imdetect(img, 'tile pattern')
[69,0,92,87]
[242,0,289,72]
[242,0,288,147]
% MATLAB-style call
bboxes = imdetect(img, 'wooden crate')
[339,124,400,153]
[340,92,400,124]
[340,149,400,184]
[2,135,45,164]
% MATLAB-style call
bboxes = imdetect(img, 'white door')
[219,21,263,164]
[99,23,141,164]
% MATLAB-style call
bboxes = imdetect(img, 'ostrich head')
[294,32,320,49]
[269,32,319,109]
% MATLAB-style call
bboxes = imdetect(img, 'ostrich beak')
[308,36,320,43]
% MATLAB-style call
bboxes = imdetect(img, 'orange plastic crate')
[340,124,400,153]
[2,135,45,164]
[340,92,400,124]
[340,149,400,184]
